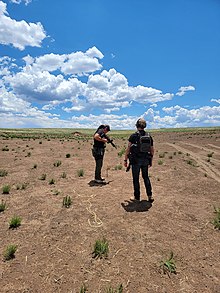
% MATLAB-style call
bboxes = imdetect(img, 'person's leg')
[131,164,141,200]
[95,156,103,180]
[141,165,153,201]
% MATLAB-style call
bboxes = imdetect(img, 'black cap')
[104,124,110,131]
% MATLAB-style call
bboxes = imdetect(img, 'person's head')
[103,124,110,133]
[135,118,146,129]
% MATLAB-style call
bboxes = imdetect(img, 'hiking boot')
[148,196,154,203]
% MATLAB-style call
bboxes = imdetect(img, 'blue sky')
[0,0,220,129]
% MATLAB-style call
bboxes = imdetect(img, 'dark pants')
[92,147,105,180]
[131,159,152,200]
[94,156,104,180]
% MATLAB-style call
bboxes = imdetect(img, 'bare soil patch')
[0,129,220,293]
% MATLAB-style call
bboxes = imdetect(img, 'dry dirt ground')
[0,129,220,293]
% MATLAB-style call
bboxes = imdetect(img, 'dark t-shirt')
[93,128,106,148]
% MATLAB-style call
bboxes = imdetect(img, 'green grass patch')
[92,238,109,259]
[2,184,10,194]
[3,244,17,261]
[0,169,8,177]
[63,195,72,208]
[0,199,7,212]
[9,216,22,229]
[160,251,177,275]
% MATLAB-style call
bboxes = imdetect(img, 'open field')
[0,127,220,293]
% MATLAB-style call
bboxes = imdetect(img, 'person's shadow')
[121,199,152,212]
[88,180,112,187]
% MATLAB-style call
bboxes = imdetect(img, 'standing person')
[124,118,154,202]
[92,124,111,183]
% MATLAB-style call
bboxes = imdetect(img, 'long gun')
[106,136,117,149]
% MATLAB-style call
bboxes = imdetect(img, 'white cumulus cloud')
[211,98,220,104]
[10,0,32,5]
[176,85,195,96]
[0,1,46,50]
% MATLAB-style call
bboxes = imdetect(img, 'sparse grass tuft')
[158,160,163,165]
[0,200,7,212]
[49,178,55,185]
[186,159,197,167]
[80,284,88,293]
[207,152,214,158]
[0,169,8,177]
[61,172,67,178]
[39,173,47,180]
[2,184,10,194]
[106,284,123,293]
[52,189,60,195]
[160,251,177,275]
[16,182,28,190]
[3,244,17,261]
[114,164,123,170]
[159,152,165,158]
[92,238,109,259]
[53,160,62,167]
[118,147,126,157]
[212,206,220,230]
[9,216,22,229]
[63,195,72,208]
[66,153,71,158]
[77,169,84,177]
[2,146,9,151]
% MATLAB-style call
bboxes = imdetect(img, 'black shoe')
[148,196,154,203]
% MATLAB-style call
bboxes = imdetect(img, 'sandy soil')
[0,129,220,293]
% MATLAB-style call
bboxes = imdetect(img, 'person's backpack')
[138,132,151,153]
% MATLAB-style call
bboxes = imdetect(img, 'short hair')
[135,118,146,129]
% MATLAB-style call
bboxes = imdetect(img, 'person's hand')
[124,160,128,167]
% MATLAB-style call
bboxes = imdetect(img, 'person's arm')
[124,142,131,167]
[148,145,154,167]
[94,132,108,143]
[150,145,154,157]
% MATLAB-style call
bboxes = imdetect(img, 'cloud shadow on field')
[121,199,152,213]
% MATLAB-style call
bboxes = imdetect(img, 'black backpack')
[138,132,151,153]
[130,131,151,157]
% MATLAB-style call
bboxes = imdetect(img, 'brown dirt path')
[166,142,220,183]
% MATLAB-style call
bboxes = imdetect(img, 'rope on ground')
[73,189,103,228]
